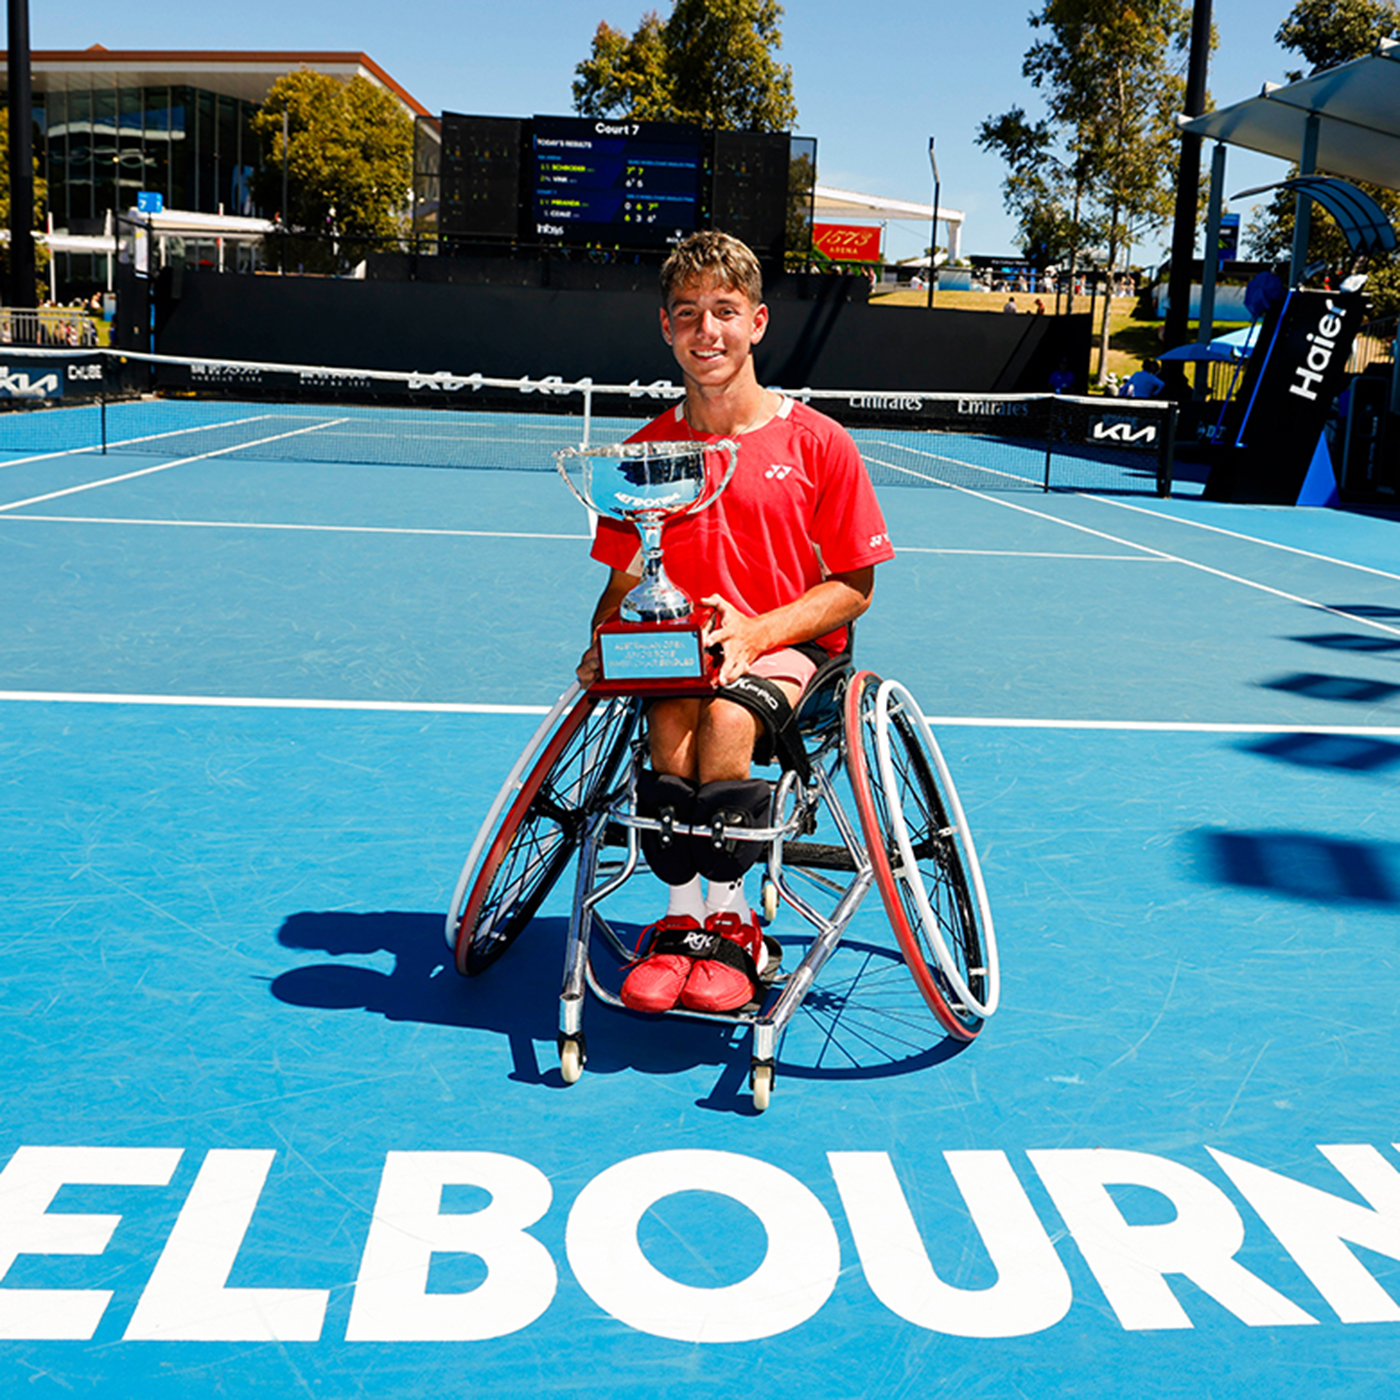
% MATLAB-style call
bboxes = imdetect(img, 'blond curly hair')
[659,230,763,309]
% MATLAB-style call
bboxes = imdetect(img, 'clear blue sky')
[35,0,1305,268]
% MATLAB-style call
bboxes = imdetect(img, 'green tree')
[573,0,797,131]
[1275,0,1400,78]
[573,12,675,120]
[251,69,414,269]
[975,106,1092,270]
[0,109,50,301]
[980,0,1192,380]
[1245,0,1400,315]
[786,146,815,265]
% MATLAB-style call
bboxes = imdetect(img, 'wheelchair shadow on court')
[269,909,971,1114]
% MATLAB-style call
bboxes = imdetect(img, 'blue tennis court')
[2,401,1399,1398]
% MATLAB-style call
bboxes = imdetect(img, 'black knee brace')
[636,771,699,886]
[692,779,773,882]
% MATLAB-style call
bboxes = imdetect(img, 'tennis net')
[0,347,1175,496]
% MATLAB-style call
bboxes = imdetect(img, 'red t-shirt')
[590,397,895,656]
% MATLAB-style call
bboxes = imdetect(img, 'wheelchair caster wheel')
[761,879,778,922]
[560,1039,584,1085]
[751,1063,773,1112]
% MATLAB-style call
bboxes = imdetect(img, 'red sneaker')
[680,912,765,1013]
[620,916,705,1013]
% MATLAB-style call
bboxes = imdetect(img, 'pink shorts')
[749,647,820,695]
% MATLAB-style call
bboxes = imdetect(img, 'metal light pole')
[281,108,290,275]
[1163,0,1213,355]
[7,0,36,308]
[927,138,940,309]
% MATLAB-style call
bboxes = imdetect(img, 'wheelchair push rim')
[844,671,999,1039]
[450,684,639,976]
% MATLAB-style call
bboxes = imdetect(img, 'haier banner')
[1235,289,1364,453]
[1205,288,1365,503]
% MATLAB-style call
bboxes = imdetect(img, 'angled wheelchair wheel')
[845,671,999,1041]
[449,684,639,976]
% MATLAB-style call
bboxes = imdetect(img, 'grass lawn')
[869,285,1246,388]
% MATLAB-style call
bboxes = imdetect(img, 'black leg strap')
[716,674,811,783]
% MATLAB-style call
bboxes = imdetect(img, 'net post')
[100,356,107,455]
[1043,397,1056,492]
[581,379,593,447]
[1158,402,1177,498]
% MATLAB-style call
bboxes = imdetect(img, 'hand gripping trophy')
[555,438,737,691]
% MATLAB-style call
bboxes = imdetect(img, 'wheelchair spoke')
[453,691,640,975]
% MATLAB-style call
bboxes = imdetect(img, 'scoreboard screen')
[531,116,704,248]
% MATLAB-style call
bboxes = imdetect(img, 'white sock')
[704,877,752,924]
[666,875,706,923]
[704,878,765,974]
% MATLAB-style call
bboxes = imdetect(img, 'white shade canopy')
[811,185,965,260]
[1180,40,1400,191]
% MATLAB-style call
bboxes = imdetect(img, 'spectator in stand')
[1034,298,1046,315]
[1122,360,1165,398]
[1002,296,1018,314]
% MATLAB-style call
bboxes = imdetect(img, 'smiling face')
[659,277,769,392]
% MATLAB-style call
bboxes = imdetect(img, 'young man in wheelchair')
[577,230,895,1015]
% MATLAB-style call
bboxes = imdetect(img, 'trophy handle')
[553,444,597,515]
[683,438,738,517]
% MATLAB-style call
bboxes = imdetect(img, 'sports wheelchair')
[446,656,999,1111]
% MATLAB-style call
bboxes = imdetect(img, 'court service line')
[864,451,1400,641]
[0,419,351,514]
[2,687,1399,736]
[0,513,590,541]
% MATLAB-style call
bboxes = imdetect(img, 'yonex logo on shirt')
[765,464,794,480]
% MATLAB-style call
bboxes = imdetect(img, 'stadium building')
[0,47,429,289]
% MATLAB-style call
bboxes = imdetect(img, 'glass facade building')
[1,51,427,293]
[33,85,261,229]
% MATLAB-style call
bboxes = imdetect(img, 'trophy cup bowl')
[555,438,738,689]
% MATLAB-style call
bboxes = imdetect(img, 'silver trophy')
[556,438,738,682]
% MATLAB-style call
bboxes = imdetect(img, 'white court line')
[1080,492,1400,586]
[0,412,282,469]
[0,689,547,715]
[0,514,1150,554]
[1,687,1398,736]
[0,418,351,514]
[0,513,589,541]
[895,547,1167,560]
[865,438,1041,488]
[864,450,1400,642]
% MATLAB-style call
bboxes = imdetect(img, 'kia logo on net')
[1092,419,1158,445]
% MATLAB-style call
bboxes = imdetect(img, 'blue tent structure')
[1159,325,1262,363]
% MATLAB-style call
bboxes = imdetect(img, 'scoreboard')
[531,117,704,248]
[433,112,795,261]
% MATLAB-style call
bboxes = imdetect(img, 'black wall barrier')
[152,273,1089,396]
[0,350,105,403]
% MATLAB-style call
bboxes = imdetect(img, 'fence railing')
[1347,315,1398,375]
[0,308,103,348]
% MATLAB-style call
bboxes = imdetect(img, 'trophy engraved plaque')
[555,438,738,689]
